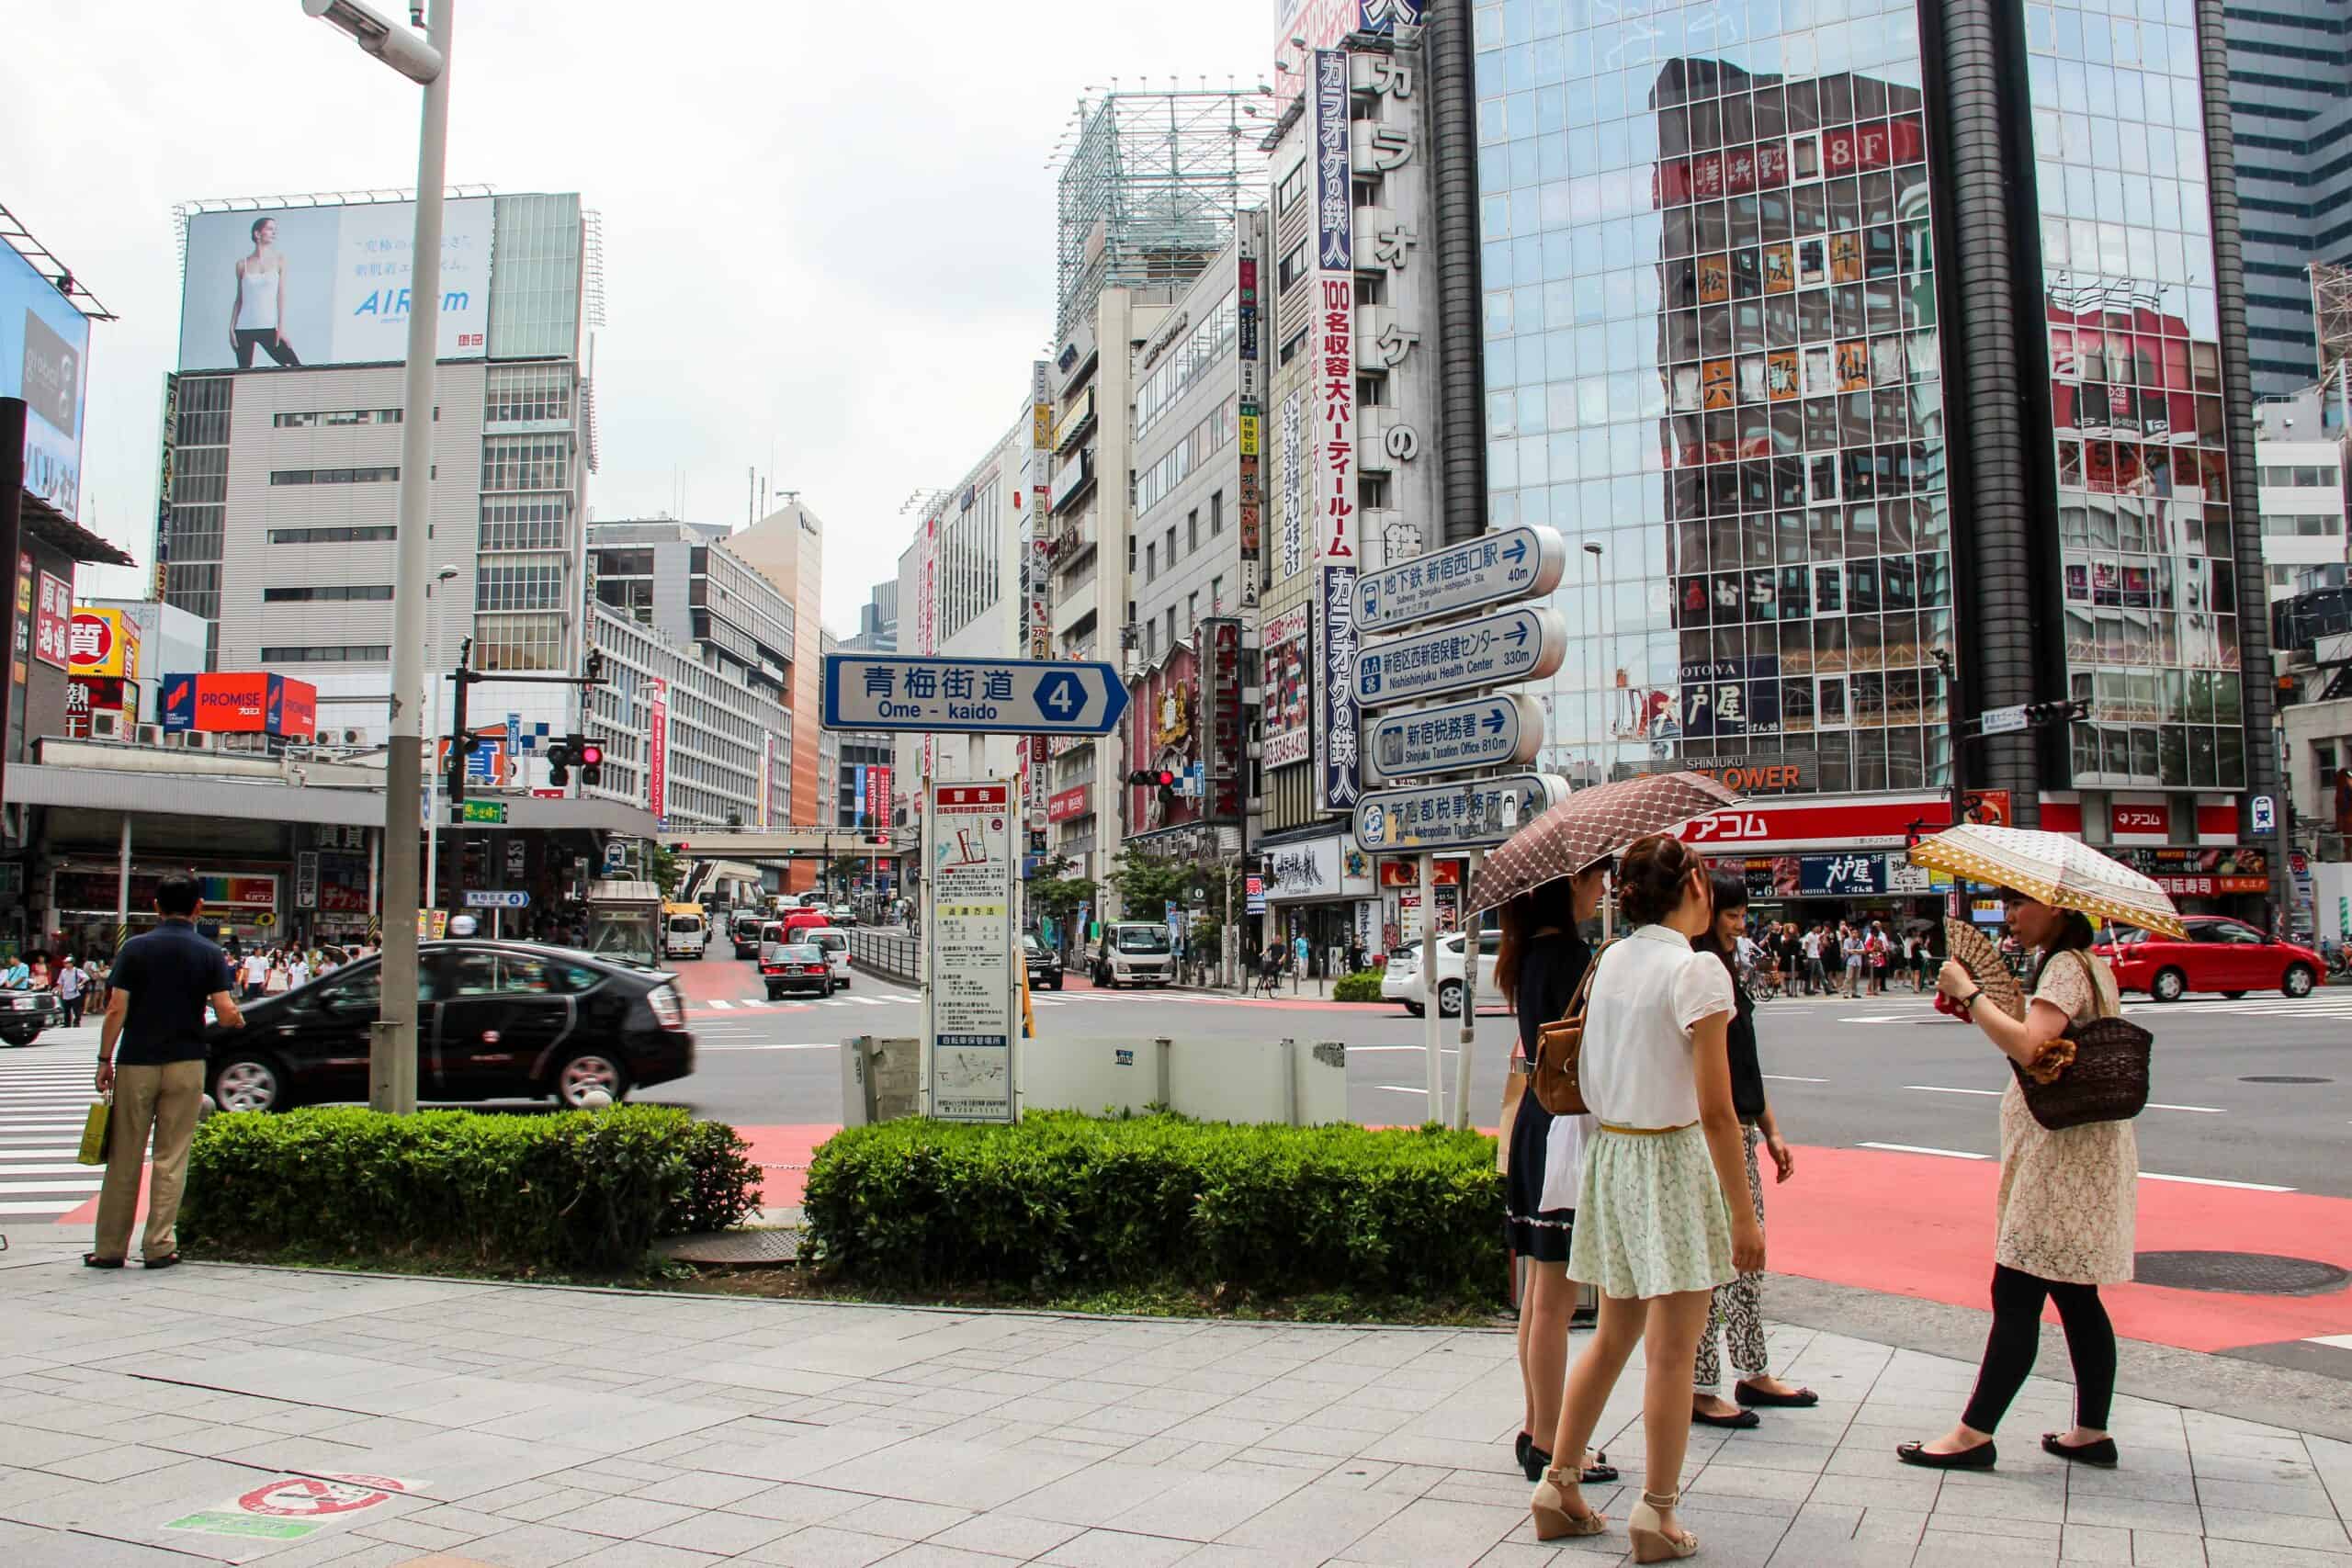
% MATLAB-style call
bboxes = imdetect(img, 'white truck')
[1091,921,1176,987]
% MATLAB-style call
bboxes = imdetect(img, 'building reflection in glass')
[1474,0,1949,797]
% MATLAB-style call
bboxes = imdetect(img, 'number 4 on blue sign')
[1035,671,1083,721]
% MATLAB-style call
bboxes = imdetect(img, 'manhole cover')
[2132,1251,2349,1296]
[656,1228,801,1267]
[2239,1075,2332,1085]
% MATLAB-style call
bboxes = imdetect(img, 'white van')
[662,903,708,961]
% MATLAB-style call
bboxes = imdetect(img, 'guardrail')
[846,927,921,986]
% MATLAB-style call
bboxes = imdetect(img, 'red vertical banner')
[865,763,891,845]
[648,678,669,824]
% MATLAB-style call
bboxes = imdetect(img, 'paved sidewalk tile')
[0,1242,2346,1566]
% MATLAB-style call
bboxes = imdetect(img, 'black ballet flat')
[1896,1439,1996,1470]
[1693,1404,1761,1429]
[1736,1382,1819,1408]
[2041,1433,2119,1468]
[1515,1430,1532,1475]
[1581,1452,1618,1484]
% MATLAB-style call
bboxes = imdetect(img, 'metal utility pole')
[1934,647,1967,920]
[0,399,23,825]
[300,0,454,1112]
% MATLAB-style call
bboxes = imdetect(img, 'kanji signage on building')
[31,570,72,670]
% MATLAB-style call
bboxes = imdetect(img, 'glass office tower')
[1468,0,2259,807]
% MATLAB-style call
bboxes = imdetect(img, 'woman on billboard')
[230,218,301,368]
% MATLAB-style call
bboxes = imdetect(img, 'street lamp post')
[423,565,459,912]
[1583,541,1614,938]
[300,0,452,1115]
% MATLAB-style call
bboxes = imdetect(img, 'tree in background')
[1103,852,1249,962]
[645,843,684,899]
[1024,852,1097,954]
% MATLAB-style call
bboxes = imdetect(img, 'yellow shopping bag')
[75,1096,109,1167]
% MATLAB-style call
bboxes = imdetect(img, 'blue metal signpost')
[1351,605,1568,710]
[1354,525,1566,636]
[820,655,1130,736]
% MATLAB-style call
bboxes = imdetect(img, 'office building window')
[272,408,404,428]
[260,644,390,662]
[1210,490,1223,536]
[473,612,564,671]
[263,584,393,603]
[479,498,568,551]
[476,556,566,612]
[1188,509,1199,552]
[484,363,573,423]
[269,466,399,486]
[268,525,397,545]
[480,434,570,492]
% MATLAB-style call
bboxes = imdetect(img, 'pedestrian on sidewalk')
[1690,873,1816,1431]
[1496,863,1615,1492]
[1841,923,1865,997]
[87,874,245,1271]
[239,947,267,1001]
[56,953,86,1028]
[1802,925,1825,996]
[1529,835,1761,1558]
[1900,889,2135,1473]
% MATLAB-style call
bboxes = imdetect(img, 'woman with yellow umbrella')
[1893,824,2181,1475]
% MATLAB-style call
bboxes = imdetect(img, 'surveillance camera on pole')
[300,0,444,84]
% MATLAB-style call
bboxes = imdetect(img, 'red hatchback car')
[2094,917,2324,1002]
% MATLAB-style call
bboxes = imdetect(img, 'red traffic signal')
[577,741,604,767]
[1125,768,1177,788]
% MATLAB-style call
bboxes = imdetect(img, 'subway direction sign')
[458,800,507,825]
[821,654,1130,735]
[1365,692,1545,782]
[1354,525,1566,635]
[1352,605,1567,710]
[1353,772,1572,853]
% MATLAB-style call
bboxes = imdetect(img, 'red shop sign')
[2109,803,2171,837]
[1046,784,1091,823]
[1679,796,1962,849]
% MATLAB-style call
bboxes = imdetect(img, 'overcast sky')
[7,0,1274,636]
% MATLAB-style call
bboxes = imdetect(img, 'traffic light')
[577,739,604,787]
[546,739,574,786]
[583,649,605,684]
[2020,696,2089,726]
[1125,768,1178,788]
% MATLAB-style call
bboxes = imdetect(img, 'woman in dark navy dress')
[1497,863,1614,1485]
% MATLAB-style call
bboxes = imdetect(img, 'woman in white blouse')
[1530,834,1765,1562]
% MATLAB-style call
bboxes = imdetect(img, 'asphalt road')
[657,953,2352,1198]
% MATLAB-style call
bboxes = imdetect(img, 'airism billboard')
[2,240,91,517]
[176,197,493,371]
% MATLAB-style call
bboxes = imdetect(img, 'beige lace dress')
[1992,950,2138,1286]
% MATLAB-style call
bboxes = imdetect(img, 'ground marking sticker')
[167,1473,424,1544]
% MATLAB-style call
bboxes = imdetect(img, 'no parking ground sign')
[168,1472,424,1545]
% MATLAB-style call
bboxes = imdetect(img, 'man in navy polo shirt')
[88,874,244,1270]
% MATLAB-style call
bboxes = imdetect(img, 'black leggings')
[1962,1264,2116,1434]
[234,328,300,367]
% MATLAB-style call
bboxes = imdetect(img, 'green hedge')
[183,1105,763,1273]
[1331,970,1385,1001]
[803,1112,1502,1300]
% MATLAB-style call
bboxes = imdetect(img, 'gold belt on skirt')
[1599,1121,1699,1136]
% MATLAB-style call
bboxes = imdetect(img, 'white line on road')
[696,1042,845,1053]
[1839,1015,1906,1023]
[0,1163,105,1176]
[1373,1084,1430,1095]
[1763,1074,1829,1083]
[2139,1171,2294,1191]
[0,1200,85,1214]
[1858,1142,1990,1159]
[2306,1333,2352,1350]
[0,1179,104,1193]
[1348,1044,1459,1055]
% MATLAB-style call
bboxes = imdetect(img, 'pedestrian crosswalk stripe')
[0,1179,103,1193]
[707,999,732,1009]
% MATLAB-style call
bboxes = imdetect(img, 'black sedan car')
[1022,933,1064,991]
[760,942,834,1000]
[204,941,695,1112]
[1,988,62,1047]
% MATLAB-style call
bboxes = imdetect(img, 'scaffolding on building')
[1053,86,1262,339]
[2311,260,2352,386]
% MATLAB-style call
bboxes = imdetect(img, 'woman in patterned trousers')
[1690,872,1816,1427]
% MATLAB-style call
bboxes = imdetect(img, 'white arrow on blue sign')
[1352,605,1567,711]
[463,889,530,909]
[1353,772,1572,853]
[1354,525,1566,635]
[1365,692,1545,783]
[820,654,1130,736]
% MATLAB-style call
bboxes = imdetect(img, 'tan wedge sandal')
[1628,1487,1699,1562]
[1529,1464,1609,1541]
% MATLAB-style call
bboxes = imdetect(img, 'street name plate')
[821,654,1129,736]
[1352,772,1571,853]
[1351,605,1567,710]
[1364,692,1544,782]
[1354,525,1566,635]
[1978,704,2030,736]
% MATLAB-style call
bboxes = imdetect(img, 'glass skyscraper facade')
[1474,0,1951,797]
[2024,0,2250,791]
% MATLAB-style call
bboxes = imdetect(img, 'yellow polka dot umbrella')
[1907,822,2188,939]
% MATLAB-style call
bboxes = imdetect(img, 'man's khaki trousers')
[93,1060,204,1262]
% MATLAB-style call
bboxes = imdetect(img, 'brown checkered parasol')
[1464,771,1745,916]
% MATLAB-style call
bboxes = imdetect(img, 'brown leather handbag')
[1532,943,1608,1116]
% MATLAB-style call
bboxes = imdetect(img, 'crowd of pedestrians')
[227,941,354,1000]
[3,949,110,1023]
[1498,835,2120,1559]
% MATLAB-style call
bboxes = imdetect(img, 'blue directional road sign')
[820,654,1130,736]
[1353,773,1571,853]
[1365,692,1545,783]
[1355,525,1566,635]
[1352,605,1567,710]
